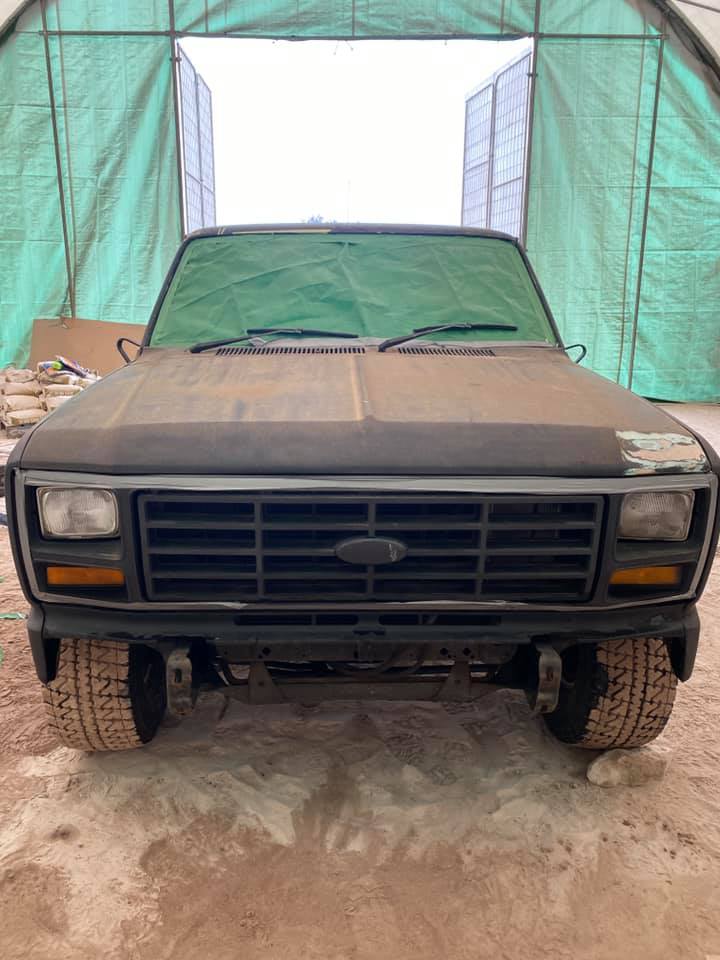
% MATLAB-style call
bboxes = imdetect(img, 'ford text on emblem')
[335,536,408,565]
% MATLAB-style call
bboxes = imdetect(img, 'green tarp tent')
[1,0,718,400]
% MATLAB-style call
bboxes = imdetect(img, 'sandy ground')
[1,404,720,960]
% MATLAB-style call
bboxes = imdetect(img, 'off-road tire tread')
[547,637,677,749]
[43,639,144,751]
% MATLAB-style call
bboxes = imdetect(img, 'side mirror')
[564,343,587,364]
[116,337,142,365]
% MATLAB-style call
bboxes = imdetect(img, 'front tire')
[544,637,677,749]
[42,639,166,751]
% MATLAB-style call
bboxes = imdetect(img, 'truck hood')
[18,345,708,477]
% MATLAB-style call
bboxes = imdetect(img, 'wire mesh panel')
[461,85,493,228]
[490,55,531,235]
[197,76,217,225]
[178,45,216,233]
[461,50,531,238]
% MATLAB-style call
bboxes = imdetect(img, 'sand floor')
[1,403,720,960]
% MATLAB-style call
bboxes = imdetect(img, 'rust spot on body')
[617,431,707,475]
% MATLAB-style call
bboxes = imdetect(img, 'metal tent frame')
[1,0,719,398]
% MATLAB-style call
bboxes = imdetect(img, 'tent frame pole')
[39,0,76,322]
[37,30,663,41]
[627,27,666,392]
[168,0,187,238]
[521,0,542,246]
[669,0,720,13]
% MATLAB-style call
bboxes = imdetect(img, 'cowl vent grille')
[216,345,367,356]
[397,345,496,357]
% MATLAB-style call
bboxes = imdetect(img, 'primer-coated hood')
[18,346,709,477]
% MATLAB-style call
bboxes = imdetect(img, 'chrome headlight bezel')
[618,490,695,542]
[37,487,120,540]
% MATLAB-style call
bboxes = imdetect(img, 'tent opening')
[176,37,532,232]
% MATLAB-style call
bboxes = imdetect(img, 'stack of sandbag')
[42,381,84,412]
[38,371,86,413]
[37,357,99,414]
[1,358,100,434]
[1,368,45,433]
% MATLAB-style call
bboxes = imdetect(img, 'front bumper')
[27,598,701,685]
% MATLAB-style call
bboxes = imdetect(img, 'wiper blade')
[377,322,519,353]
[248,327,359,339]
[189,327,359,354]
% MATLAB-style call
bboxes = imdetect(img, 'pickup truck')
[6,225,718,751]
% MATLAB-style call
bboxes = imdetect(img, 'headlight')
[37,488,119,539]
[619,490,694,541]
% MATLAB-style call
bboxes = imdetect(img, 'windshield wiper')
[189,327,359,354]
[377,322,519,353]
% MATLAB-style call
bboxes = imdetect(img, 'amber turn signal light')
[46,566,125,587]
[610,565,682,587]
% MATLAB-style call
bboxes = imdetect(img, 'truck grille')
[138,492,604,603]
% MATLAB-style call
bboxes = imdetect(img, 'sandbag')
[2,408,46,427]
[44,384,83,397]
[1,382,41,397]
[44,395,71,411]
[2,395,43,412]
[38,373,81,386]
[3,368,35,383]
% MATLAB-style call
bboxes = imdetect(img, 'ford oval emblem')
[335,536,408,566]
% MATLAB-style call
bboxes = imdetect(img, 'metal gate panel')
[461,50,531,238]
[178,45,216,233]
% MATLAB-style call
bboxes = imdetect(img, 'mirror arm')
[564,343,587,364]
[116,337,142,365]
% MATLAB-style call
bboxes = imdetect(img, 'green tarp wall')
[1,0,718,401]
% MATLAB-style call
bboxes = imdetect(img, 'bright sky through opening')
[180,38,532,226]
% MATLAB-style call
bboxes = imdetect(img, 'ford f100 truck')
[6,225,718,751]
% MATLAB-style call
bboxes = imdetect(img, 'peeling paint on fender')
[617,431,708,475]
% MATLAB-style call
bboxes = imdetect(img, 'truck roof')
[185,223,519,244]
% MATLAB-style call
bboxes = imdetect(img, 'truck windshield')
[149,231,558,348]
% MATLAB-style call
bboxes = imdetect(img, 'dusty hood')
[18,346,708,477]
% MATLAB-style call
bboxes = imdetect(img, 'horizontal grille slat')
[147,545,257,555]
[138,492,604,603]
[482,569,589,580]
[152,570,258,580]
[486,520,598,530]
[145,520,255,530]
[483,545,593,555]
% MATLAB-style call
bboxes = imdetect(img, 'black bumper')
[27,600,700,686]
